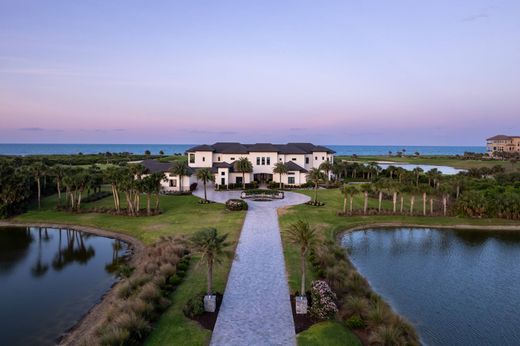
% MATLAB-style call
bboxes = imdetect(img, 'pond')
[0,226,129,346]
[377,163,463,175]
[341,228,520,345]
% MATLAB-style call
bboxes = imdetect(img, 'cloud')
[462,5,498,22]
[17,127,44,131]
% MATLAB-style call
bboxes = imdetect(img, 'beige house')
[186,142,335,188]
[487,135,520,156]
[140,159,197,193]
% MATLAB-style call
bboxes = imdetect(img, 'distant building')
[141,142,335,192]
[486,135,520,155]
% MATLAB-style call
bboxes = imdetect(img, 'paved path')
[193,185,310,346]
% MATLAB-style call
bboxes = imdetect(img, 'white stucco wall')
[188,151,213,168]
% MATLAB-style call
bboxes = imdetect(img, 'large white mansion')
[142,142,335,192]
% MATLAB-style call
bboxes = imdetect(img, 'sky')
[1,1,519,146]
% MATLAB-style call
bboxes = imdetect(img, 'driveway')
[192,183,310,345]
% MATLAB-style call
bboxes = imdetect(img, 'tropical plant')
[341,184,358,214]
[285,220,318,295]
[412,167,423,186]
[319,161,333,186]
[29,162,47,209]
[196,168,214,202]
[307,168,326,203]
[50,165,66,206]
[235,157,253,189]
[170,161,190,192]
[190,228,233,295]
[309,280,338,320]
[360,183,372,215]
[273,162,288,189]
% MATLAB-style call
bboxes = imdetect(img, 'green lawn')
[12,191,245,345]
[337,155,520,172]
[297,321,361,346]
[280,188,520,345]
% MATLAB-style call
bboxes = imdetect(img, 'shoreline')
[0,221,145,345]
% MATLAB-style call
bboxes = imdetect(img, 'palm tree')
[196,168,214,202]
[236,157,253,189]
[170,160,190,192]
[319,161,333,186]
[307,168,326,203]
[412,167,423,187]
[30,162,46,209]
[50,165,66,206]
[420,185,431,216]
[341,184,358,214]
[191,228,233,296]
[273,162,288,189]
[360,183,372,215]
[285,220,318,295]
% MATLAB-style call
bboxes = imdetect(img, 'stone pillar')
[295,296,308,314]
[204,294,217,312]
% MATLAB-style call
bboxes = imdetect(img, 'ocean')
[0,143,486,156]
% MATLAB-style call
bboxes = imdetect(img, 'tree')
[360,183,372,215]
[341,184,358,214]
[170,160,190,192]
[50,165,66,206]
[412,167,423,187]
[285,220,318,295]
[191,228,233,295]
[144,150,151,156]
[104,166,124,212]
[196,168,214,202]
[273,162,288,189]
[236,157,253,189]
[159,150,165,155]
[307,168,326,203]
[30,162,47,209]
[319,161,333,186]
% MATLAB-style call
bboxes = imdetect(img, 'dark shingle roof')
[187,142,335,155]
[211,162,234,173]
[141,159,194,175]
[284,161,307,172]
[487,135,519,140]
[186,144,214,152]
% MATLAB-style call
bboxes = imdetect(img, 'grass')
[338,155,520,172]
[280,188,520,344]
[12,190,245,345]
[297,321,361,346]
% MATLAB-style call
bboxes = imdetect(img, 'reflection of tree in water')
[0,227,33,275]
[105,240,125,273]
[31,228,49,277]
[51,229,96,272]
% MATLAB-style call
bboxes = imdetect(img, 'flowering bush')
[309,280,338,320]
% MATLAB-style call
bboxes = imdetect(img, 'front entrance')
[254,173,273,184]
[221,177,226,185]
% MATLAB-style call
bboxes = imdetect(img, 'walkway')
[193,185,310,346]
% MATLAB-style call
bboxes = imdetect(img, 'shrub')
[190,182,198,191]
[183,294,205,318]
[309,280,338,320]
[342,295,369,318]
[138,282,161,304]
[128,298,155,319]
[113,311,151,340]
[225,199,248,211]
[117,280,134,299]
[346,315,365,329]
[366,301,389,329]
[368,325,405,346]
[305,200,325,207]
[99,327,130,346]
[168,275,182,287]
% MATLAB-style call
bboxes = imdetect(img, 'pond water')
[377,163,463,175]
[341,228,520,345]
[0,227,128,346]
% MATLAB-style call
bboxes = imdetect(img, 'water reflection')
[0,226,128,346]
[342,227,520,346]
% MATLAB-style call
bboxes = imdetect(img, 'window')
[279,158,283,161]
[236,176,243,184]
[169,179,177,187]
[267,157,271,165]
[202,157,205,162]
[217,156,221,161]
[221,171,225,176]
[315,156,318,160]
[305,157,309,164]
[322,156,325,160]
[292,157,297,161]
[230,157,235,161]
[257,157,260,165]
[261,157,265,165]
[189,154,195,163]
[288,177,295,184]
